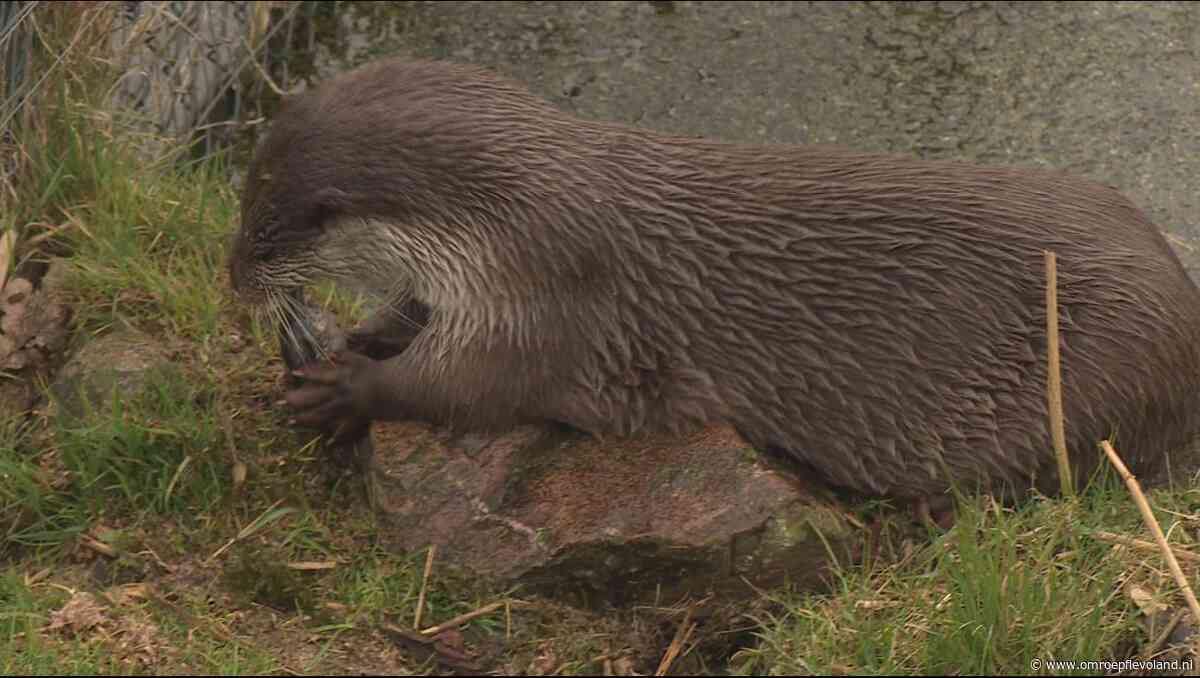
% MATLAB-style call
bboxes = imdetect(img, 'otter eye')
[310,204,333,233]
[254,220,277,245]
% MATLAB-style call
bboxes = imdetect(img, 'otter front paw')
[284,350,376,439]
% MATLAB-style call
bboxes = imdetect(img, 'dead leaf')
[1129,584,1169,615]
[105,583,152,606]
[46,591,107,636]
[381,623,484,673]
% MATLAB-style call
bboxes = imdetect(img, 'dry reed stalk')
[1045,250,1073,497]
[1101,440,1200,628]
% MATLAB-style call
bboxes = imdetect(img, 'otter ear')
[314,186,351,208]
[308,187,351,231]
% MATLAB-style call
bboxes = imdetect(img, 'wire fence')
[0,0,318,291]
[2,1,315,159]
[0,2,36,136]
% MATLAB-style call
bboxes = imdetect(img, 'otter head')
[229,58,565,314]
[230,165,327,305]
[227,68,396,308]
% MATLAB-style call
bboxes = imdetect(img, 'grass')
[4,2,1200,675]
[0,571,122,675]
[733,475,1200,676]
[23,93,239,341]
[2,365,228,548]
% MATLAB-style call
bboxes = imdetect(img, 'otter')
[228,57,1200,506]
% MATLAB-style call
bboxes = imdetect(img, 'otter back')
[233,58,1200,503]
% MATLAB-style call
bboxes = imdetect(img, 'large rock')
[45,327,176,425]
[275,301,861,606]
[368,420,859,607]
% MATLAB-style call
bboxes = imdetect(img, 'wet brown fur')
[229,58,1200,501]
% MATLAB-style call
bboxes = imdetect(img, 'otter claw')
[281,351,375,435]
[291,400,348,429]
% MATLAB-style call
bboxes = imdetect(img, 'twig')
[1045,250,1073,496]
[421,600,526,637]
[136,546,175,574]
[655,606,696,676]
[0,228,14,292]
[24,568,50,586]
[246,52,288,96]
[1091,530,1200,563]
[1101,440,1200,627]
[285,561,339,571]
[80,534,116,558]
[414,545,436,630]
